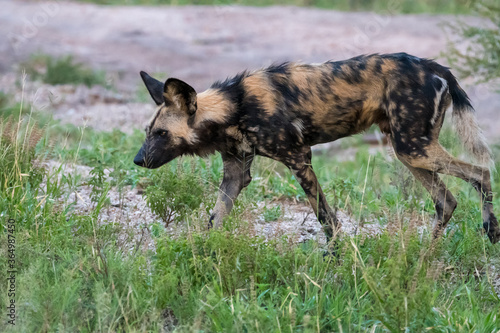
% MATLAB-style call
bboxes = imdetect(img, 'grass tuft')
[20,54,108,87]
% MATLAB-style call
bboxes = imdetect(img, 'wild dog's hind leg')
[209,152,254,229]
[400,145,500,243]
[286,150,340,243]
[401,161,457,239]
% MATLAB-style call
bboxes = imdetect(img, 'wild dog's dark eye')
[155,130,167,137]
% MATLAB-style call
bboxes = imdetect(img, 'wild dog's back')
[259,57,391,145]
[215,54,433,151]
[214,53,475,151]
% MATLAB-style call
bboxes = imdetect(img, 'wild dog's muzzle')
[134,145,147,167]
[134,140,176,169]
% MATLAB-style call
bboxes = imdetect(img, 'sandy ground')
[1,0,499,139]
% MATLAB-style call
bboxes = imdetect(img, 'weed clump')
[0,116,45,195]
[262,205,282,222]
[143,163,205,226]
[21,54,107,87]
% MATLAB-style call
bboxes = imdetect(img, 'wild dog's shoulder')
[195,89,235,125]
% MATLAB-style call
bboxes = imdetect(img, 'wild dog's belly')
[298,103,389,146]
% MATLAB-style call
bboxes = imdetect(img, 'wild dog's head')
[134,71,198,169]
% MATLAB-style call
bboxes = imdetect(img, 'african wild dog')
[134,53,500,245]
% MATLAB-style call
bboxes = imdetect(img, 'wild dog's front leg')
[209,153,254,229]
[288,151,340,243]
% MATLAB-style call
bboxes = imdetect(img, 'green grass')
[20,54,108,88]
[1,94,500,332]
[262,205,283,222]
[79,0,475,14]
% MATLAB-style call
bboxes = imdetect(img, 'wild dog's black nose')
[133,155,145,167]
[134,146,146,167]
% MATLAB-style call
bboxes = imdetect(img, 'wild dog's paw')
[484,214,500,244]
[323,241,340,259]
[208,215,215,229]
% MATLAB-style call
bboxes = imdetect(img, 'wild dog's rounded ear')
[163,78,197,116]
[140,71,164,106]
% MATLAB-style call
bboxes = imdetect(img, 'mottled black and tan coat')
[135,53,500,245]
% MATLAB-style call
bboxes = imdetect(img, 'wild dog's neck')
[188,89,235,155]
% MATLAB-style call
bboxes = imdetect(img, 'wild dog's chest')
[224,126,254,154]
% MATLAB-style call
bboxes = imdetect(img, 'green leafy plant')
[262,205,282,222]
[144,163,205,226]
[88,161,110,207]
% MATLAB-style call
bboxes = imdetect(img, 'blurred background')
[0,0,498,139]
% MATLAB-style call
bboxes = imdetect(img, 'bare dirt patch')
[253,200,383,244]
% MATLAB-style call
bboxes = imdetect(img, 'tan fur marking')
[290,66,333,120]
[380,59,397,73]
[247,126,259,132]
[243,73,277,116]
[163,86,195,115]
[366,56,379,68]
[418,70,426,85]
[358,97,384,130]
[330,80,359,101]
[289,65,312,90]
[195,89,233,125]
[225,126,242,139]
[166,115,198,145]
[225,126,252,153]
[363,97,382,112]
[151,106,198,145]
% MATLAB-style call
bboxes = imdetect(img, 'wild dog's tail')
[442,70,493,167]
